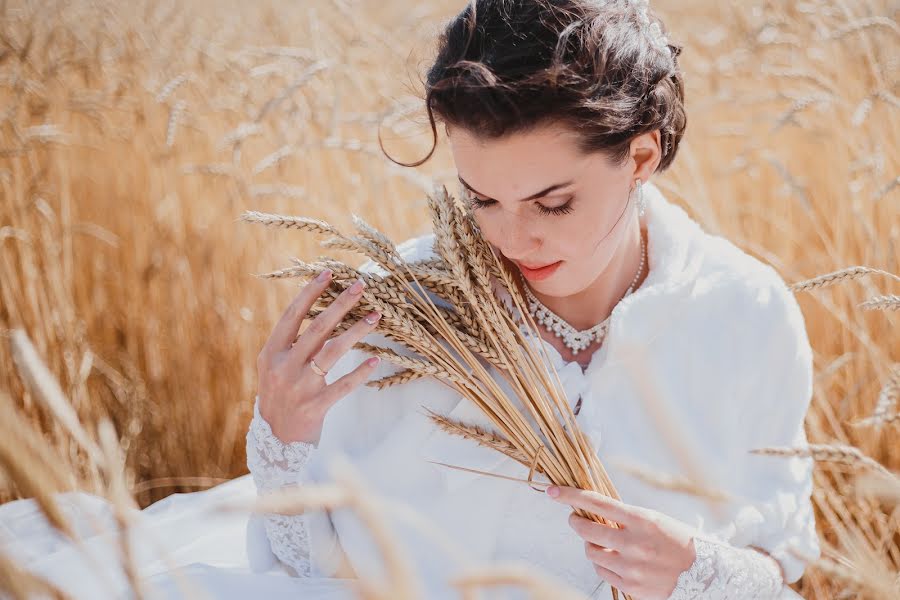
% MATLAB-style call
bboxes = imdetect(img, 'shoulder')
[640,224,814,413]
[688,229,808,349]
[639,187,807,353]
[686,232,814,418]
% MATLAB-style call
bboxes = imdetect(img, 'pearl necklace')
[519,235,646,355]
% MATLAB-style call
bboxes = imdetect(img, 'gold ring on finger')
[309,358,328,378]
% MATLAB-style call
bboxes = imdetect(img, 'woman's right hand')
[256,269,382,445]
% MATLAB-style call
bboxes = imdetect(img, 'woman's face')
[448,123,643,298]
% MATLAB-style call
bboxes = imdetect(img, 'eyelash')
[467,196,575,216]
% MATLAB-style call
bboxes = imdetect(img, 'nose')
[494,211,541,259]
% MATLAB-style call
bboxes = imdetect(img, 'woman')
[249,1,818,599]
[2,1,818,599]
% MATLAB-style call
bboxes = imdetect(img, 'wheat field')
[0,0,898,598]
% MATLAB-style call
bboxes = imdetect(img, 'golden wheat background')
[1,0,897,597]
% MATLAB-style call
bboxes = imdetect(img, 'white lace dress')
[246,400,317,577]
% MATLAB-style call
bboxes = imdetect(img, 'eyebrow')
[457,175,574,203]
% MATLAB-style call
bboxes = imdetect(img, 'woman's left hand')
[546,484,698,600]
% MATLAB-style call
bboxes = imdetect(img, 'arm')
[553,276,819,599]
[246,235,433,577]
[245,395,317,577]
[667,535,786,599]
[245,233,442,576]
[549,485,798,600]
[673,277,820,598]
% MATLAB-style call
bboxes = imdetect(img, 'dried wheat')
[751,444,895,479]
[859,295,900,311]
[789,266,900,292]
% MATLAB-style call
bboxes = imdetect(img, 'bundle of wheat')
[242,183,633,599]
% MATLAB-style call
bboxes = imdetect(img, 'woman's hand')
[256,269,383,445]
[546,485,698,600]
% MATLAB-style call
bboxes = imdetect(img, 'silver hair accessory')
[632,0,671,56]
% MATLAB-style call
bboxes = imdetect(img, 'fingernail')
[364,311,381,324]
[316,269,332,282]
[349,278,365,294]
[366,357,380,367]
[546,486,559,498]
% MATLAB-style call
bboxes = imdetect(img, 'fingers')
[317,354,382,408]
[310,311,382,372]
[591,562,626,591]
[262,269,334,359]
[546,485,638,527]
[291,277,367,361]
[568,514,627,551]
[585,544,629,579]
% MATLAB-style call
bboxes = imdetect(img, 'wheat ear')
[789,266,900,292]
[424,409,538,471]
[751,444,895,478]
[852,365,900,428]
[239,210,340,236]
[366,369,427,389]
[858,294,900,311]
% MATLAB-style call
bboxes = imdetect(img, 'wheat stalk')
[450,563,588,600]
[859,295,900,311]
[0,552,68,600]
[366,369,427,390]
[424,409,536,470]
[609,459,732,504]
[0,398,76,539]
[789,266,900,292]
[751,444,895,479]
[9,330,105,470]
[853,365,900,428]
[238,211,340,236]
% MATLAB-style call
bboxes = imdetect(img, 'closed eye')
[468,196,574,217]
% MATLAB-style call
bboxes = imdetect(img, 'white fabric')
[0,181,818,599]
[245,399,315,576]
[668,535,785,599]
[0,477,356,599]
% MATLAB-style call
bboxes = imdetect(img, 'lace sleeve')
[666,535,785,600]
[245,396,316,577]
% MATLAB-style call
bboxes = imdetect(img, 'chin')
[524,270,572,294]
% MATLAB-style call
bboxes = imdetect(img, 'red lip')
[514,259,563,282]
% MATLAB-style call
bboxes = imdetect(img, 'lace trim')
[245,397,316,577]
[667,536,784,600]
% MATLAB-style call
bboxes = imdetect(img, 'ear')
[629,130,662,182]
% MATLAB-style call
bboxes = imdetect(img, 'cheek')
[470,211,495,239]
[551,218,603,259]
[470,211,518,249]
[471,208,616,264]
[473,211,576,251]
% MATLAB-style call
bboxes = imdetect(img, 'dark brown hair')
[383,0,686,172]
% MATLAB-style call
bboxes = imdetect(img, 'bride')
[1,1,819,599]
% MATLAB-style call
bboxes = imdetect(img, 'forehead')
[448,122,583,160]
[448,124,588,191]
[448,127,587,171]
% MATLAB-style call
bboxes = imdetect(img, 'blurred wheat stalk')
[0,0,898,598]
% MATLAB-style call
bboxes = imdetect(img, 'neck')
[523,224,646,331]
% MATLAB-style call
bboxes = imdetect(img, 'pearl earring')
[636,179,646,217]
